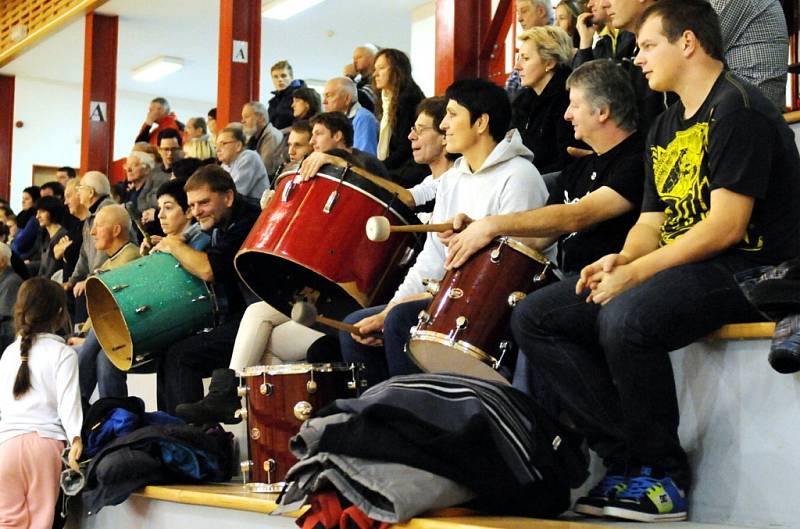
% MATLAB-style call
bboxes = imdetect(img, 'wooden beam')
[0,0,110,68]
[217,0,261,129]
[79,13,117,175]
[0,75,13,199]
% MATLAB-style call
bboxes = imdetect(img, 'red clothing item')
[136,112,181,146]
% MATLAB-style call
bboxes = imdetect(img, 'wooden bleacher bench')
[706,322,775,341]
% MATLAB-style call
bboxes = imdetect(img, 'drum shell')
[85,252,216,371]
[235,167,421,320]
[239,363,361,491]
[408,238,557,380]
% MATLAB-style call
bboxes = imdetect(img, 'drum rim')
[244,482,285,493]
[408,331,499,368]
[498,236,553,266]
[238,362,359,377]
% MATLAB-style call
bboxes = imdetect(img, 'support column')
[435,0,488,94]
[217,0,261,128]
[80,13,118,176]
[0,75,13,200]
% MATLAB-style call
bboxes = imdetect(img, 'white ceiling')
[0,0,431,105]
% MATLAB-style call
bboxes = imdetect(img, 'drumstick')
[366,216,454,242]
[124,203,153,250]
[291,302,379,337]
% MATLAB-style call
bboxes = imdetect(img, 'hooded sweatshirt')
[393,129,553,300]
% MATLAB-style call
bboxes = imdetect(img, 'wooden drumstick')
[366,216,454,242]
[291,302,378,337]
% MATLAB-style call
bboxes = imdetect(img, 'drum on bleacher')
[85,252,216,371]
[235,164,421,321]
[407,237,558,383]
[237,363,364,492]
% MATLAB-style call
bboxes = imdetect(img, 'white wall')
[410,1,436,97]
[8,76,213,208]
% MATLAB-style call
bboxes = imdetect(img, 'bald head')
[91,204,131,253]
[323,77,358,113]
[352,45,377,77]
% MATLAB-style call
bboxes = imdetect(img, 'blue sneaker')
[603,467,688,522]
[573,473,627,517]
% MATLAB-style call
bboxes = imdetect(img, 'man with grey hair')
[506,0,552,95]
[323,77,379,155]
[125,150,170,225]
[241,101,284,175]
[65,171,118,301]
[447,59,644,276]
[0,242,21,351]
[135,96,182,146]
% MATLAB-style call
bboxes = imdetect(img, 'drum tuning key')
[306,371,318,394]
[260,372,273,396]
[323,163,351,214]
[422,278,441,295]
[533,262,552,283]
[447,316,469,344]
[490,238,509,263]
[110,284,129,292]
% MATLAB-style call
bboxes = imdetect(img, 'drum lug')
[110,284,129,292]
[191,295,209,303]
[490,238,508,264]
[293,401,313,421]
[237,385,248,397]
[448,316,468,344]
[235,407,248,421]
[534,262,551,283]
[422,278,440,295]
[259,382,273,396]
[264,459,277,484]
[240,460,253,485]
[507,291,527,307]
[417,310,431,325]
[323,190,339,214]
[250,427,261,440]
[399,246,416,266]
[281,180,296,201]
[135,305,150,314]
[306,379,318,394]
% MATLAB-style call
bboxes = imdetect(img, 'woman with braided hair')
[0,277,82,528]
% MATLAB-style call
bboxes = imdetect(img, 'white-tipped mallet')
[365,216,455,242]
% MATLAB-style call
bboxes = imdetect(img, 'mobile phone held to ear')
[584,15,594,26]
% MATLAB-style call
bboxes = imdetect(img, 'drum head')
[408,340,509,384]
[85,277,133,371]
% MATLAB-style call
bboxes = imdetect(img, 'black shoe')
[769,314,800,374]
[175,368,243,424]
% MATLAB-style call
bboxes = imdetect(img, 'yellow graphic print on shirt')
[650,121,763,251]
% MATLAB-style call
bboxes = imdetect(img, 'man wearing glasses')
[216,126,269,204]
[157,129,185,175]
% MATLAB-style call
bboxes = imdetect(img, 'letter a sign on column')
[89,101,107,122]
[233,40,248,63]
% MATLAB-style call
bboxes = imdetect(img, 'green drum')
[85,252,216,371]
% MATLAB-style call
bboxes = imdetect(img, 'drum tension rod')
[323,164,352,214]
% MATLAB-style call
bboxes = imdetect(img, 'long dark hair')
[12,278,69,399]
[373,48,422,129]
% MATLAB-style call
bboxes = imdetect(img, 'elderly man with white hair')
[0,242,22,352]
[125,150,169,225]
[64,171,117,300]
[241,101,284,175]
[323,77,379,155]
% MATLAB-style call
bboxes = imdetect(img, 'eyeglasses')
[216,140,238,149]
[410,125,435,135]
[159,146,182,152]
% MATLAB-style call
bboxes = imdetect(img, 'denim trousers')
[76,329,128,400]
[510,257,762,490]
[339,300,429,386]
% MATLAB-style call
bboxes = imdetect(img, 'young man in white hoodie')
[339,78,553,386]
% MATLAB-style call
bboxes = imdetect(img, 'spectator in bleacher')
[55,166,76,188]
[11,187,41,269]
[347,44,379,113]
[555,0,585,49]
[324,77,379,156]
[135,97,182,146]
[513,1,800,521]
[183,117,216,160]
[207,107,217,143]
[0,242,21,352]
[132,141,171,185]
[287,120,314,163]
[53,179,87,284]
[268,60,306,131]
[34,197,68,279]
[124,150,169,226]
[242,101,283,176]
[512,26,576,174]
[65,171,116,301]
[574,0,636,67]
[217,126,269,203]
[40,181,65,201]
[373,48,427,186]
[158,128,184,175]
[506,0,553,96]
[291,87,321,122]
[710,0,788,109]
[301,112,388,179]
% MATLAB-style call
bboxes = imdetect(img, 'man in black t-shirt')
[153,165,260,414]
[512,1,800,523]
[446,59,644,275]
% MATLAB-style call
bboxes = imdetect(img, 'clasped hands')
[576,253,642,305]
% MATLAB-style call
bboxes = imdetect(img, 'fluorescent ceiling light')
[132,56,184,82]
[262,0,326,20]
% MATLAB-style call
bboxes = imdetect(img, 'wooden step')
[706,322,775,341]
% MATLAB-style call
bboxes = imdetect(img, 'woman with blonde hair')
[511,25,577,174]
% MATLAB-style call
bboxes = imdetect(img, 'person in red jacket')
[135,97,182,146]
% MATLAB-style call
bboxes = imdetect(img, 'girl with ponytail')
[0,277,82,528]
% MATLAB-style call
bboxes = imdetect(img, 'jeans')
[339,300,428,386]
[76,329,128,401]
[511,257,762,490]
